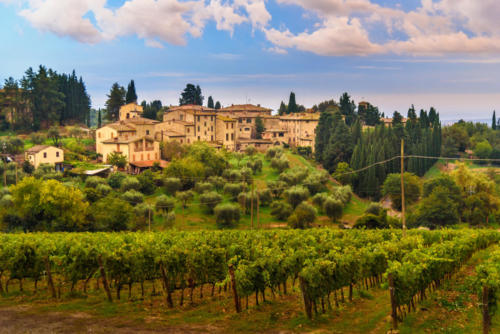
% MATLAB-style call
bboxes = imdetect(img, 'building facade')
[25,145,64,169]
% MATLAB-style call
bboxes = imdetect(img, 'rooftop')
[220,104,272,113]
[26,145,60,153]
[101,135,156,144]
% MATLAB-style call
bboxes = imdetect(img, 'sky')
[1,0,500,120]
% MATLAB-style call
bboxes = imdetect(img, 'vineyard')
[0,229,499,332]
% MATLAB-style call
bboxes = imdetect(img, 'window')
[211,116,214,121]
[197,126,200,132]
[198,136,200,140]
[226,134,229,141]
[132,155,135,162]
[56,151,59,157]
[43,152,47,158]
[211,126,213,131]
[246,118,251,123]
[204,121,207,127]
[231,133,234,140]
[211,135,213,141]
[226,123,228,130]
[239,119,242,123]
[188,139,190,143]
[187,128,190,133]
[180,139,183,144]
[231,123,234,129]
[98,133,101,138]
[197,116,200,122]
[245,128,250,131]
[146,130,150,135]
[180,114,183,121]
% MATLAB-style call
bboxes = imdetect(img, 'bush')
[177,190,194,208]
[214,203,240,229]
[237,191,258,214]
[257,189,272,206]
[365,203,384,216]
[245,145,257,156]
[85,176,107,188]
[122,190,144,206]
[199,191,222,213]
[332,185,353,205]
[156,195,175,213]
[90,196,134,231]
[270,201,293,221]
[285,186,310,208]
[382,173,421,211]
[288,202,316,229]
[30,132,46,145]
[84,187,100,203]
[195,182,213,194]
[121,176,141,192]
[247,159,263,174]
[137,170,155,195]
[223,183,247,197]
[132,203,153,231]
[240,167,253,184]
[96,183,112,197]
[354,214,389,229]
[266,147,283,159]
[279,167,309,186]
[208,176,225,190]
[164,177,182,195]
[22,160,35,174]
[223,169,242,182]
[312,193,329,209]
[0,194,13,207]
[108,172,126,189]
[323,198,343,222]
[304,172,327,195]
[268,180,287,199]
[271,156,289,173]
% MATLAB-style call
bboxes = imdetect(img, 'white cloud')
[265,46,288,55]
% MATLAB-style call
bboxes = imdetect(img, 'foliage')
[108,172,126,189]
[323,198,343,222]
[270,156,289,173]
[121,176,141,192]
[270,201,293,220]
[85,176,107,188]
[199,191,222,213]
[288,202,316,229]
[176,190,194,208]
[105,83,125,121]
[89,195,134,231]
[214,203,240,229]
[125,80,137,104]
[136,170,155,195]
[382,173,421,211]
[285,185,310,208]
[122,190,144,206]
[255,117,265,139]
[107,152,127,169]
[179,84,203,106]
[155,195,175,213]
[195,182,213,194]
[223,183,247,197]
[164,177,182,195]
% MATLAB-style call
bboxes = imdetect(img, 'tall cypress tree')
[215,101,221,110]
[126,80,137,104]
[315,111,334,163]
[98,109,102,128]
[105,83,125,121]
[322,112,354,172]
[493,111,497,130]
[278,101,287,116]
[287,92,298,114]
[207,96,214,108]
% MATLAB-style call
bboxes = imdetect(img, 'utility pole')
[250,178,254,229]
[148,206,151,232]
[401,139,406,237]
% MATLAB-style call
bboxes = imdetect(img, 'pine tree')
[207,96,214,108]
[287,92,298,114]
[314,111,334,162]
[98,109,102,128]
[179,84,203,106]
[126,80,137,104]
[255,116,265,139]
[322,112,354,172]
[352,119,362,144]
[215,101,221,110]
[339,92,356,125]
[195,85,203,105]
[278,101,287,116]
[493,111,497,130]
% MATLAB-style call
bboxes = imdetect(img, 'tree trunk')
[98,255,112,302]
[228,265,241,313]
[482,286,491,334]
[299,277,312,320]
[160,265,173,308]
[45,258,56,299]
[388,273,398,330]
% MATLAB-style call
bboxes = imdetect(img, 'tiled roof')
[26,145,59,153]
[101,135,155,144]
[220,104,272,112]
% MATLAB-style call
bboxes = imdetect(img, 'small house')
[25,145,64,170]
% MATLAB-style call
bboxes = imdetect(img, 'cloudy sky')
[1,0,500,120]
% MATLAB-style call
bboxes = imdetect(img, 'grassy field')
[0,244,496,333]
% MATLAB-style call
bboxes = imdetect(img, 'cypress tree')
[98,109,102,128]
[278,101,287,116]
[314,111,334,162]
[287,92,298,114]
[125,80,137,104]
[352,119,362,145]
[215,101,221,110]
[322,112,354,173]
[207,96,214,108]
[493,111,497,130]
[105,83,125,121]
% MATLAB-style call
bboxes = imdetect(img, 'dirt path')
[0,306,220,334]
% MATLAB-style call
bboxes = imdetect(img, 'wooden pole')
[98,255,113,302]
[148,207,151,232]
[250,178,254,229]
[482,286,491,334]
[401,139,406,237]
[388,273,398,330]
[229,265,241,313]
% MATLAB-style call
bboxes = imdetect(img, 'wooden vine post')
[299,276,313,320]
[228,265,241,313]
[44,257,56,298]
[388,273,398,330]
[97,255,113,302]
[160,264,174,308]
[482,286,491,334]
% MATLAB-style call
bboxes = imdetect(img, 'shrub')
[30,132,46,145]
[199,191,222,213]
[223,169,242,182]
[365,203,384,216]
[237,191,258,214]
[257,189,272,206]
[132,203,153,231]
[270,201,293,221]
[176,190,194,208]
[279,167,309,186]
[354,214,389,229]
[285,186,310,208]
[108,172,126,189]
[323,198,343,222]
[304,173,327,195]
[382,173,421,211]
[195,182,213,194]
[245,145,257,156]
[84,187,100,203]
[208,176,225,190]
[156,195,175,213]
[0,194,13,207]
[22,160,35,174]
[96,184,112,197]
[137,170,155,195]
[85,176,107,188]
[122,190,144,206]
[268,180,287,199]
[266,147,283,159]
[332,185,353,205]
[240,167,253,184]
[312,193,329,209]
[223,183,247,197]
[90,196,134,231]
[214,203,240,228]
[271,156,289,173]
[247,159,263,174]
[288,202,316,229]
[121,176,141,192]
[164,177,182,195]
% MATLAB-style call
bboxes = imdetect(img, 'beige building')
[279,112,320,150]
[25,145,64,169]
[119,102,144,120]
[100,136,160,164]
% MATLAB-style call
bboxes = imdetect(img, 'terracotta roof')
[162,130,185,137]
[237,138,273,144]
[166,120,194,126]
[106,123,137,131]
[220,104,272,113]
[126,117,159,125]
[280,113,320,121]
[26,145,60,153]
[168,105,215,113]
[129,160,168,168]
[217,115,237,122]
[101,135,156,144]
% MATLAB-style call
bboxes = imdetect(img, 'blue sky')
[1,0,500,120]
